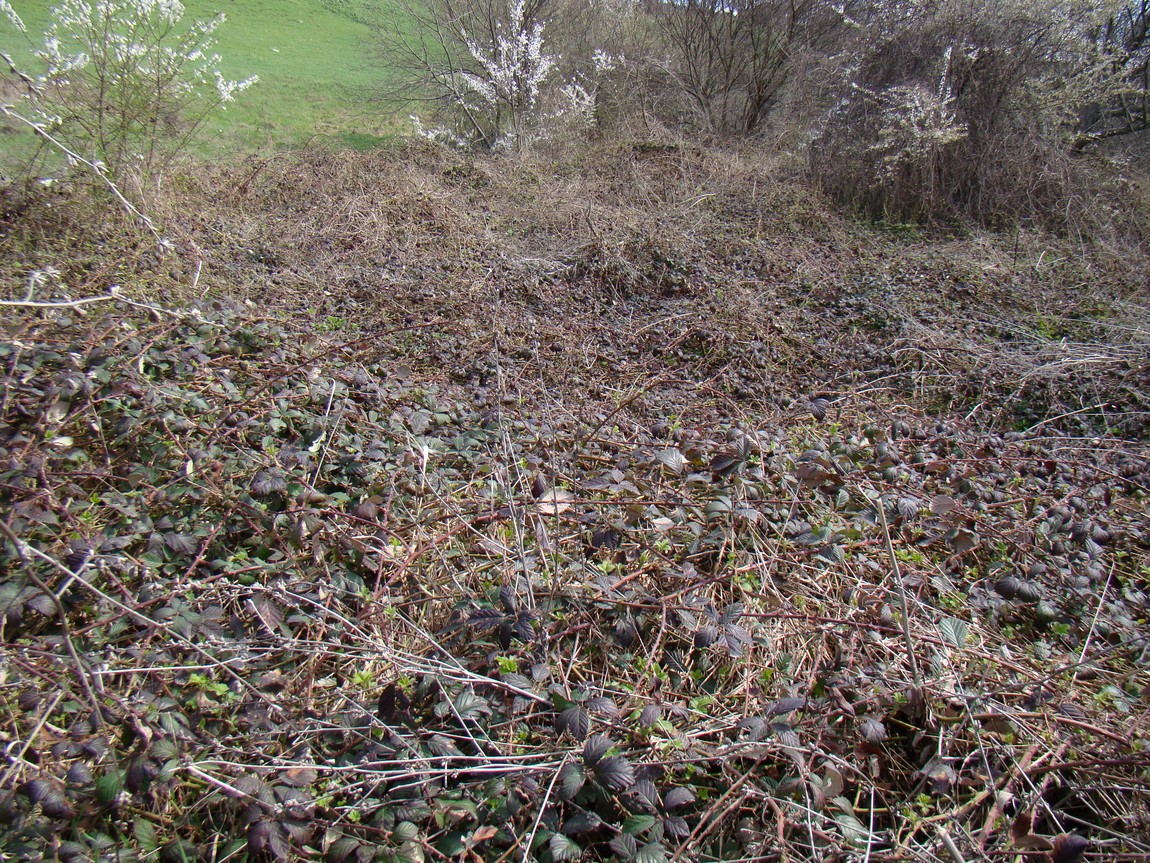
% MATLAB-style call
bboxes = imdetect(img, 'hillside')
[0,0,397,161]
[1,141,1148,861]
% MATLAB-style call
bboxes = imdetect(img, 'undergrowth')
[0,145,1148,861]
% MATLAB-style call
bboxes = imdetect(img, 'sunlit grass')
[0,0,410,169]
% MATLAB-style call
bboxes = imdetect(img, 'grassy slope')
[0,0,401,162]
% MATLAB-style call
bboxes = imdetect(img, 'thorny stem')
[875,494,923,690]
[0,519,107,730]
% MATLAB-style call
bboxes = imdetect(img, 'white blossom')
[11,0,255,175]
[0,0,26,32]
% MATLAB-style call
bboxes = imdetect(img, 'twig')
[0,292,124,308]
[0,104,160,239]
[939,829,966,863]
[522,753,567,863]
[183,763,278,814]
[668,757,766,863]
[0,520,106,729]
[0,690,65,791]
[1072,560,1114,687]
[875,495,922,690]
[0,533,280,711]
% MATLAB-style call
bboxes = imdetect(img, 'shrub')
[809,0,1137,230]
[1,0,256,188]
[385,0,557,150]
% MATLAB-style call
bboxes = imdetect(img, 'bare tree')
[648,0,844,136]
[1077,0,1150,147]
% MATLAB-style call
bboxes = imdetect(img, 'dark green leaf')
[693,625,718,648]
[582,734,613,766]
[550,833,583,861]
[765,697,806,716]
[628,780,660,813]
[562,807,602,835]
[635,841,668,863]
[595,756,636,791]
[435,831,467,857]
[663,787,695,810]
[468,607,505,628]
[95,769,125,807]
[454,689,490,720]
[622,814,658,835]
[585,696,620,718]
[609,834,639,860]
[558,761,586,800]
[556,707,590,741]
[940,617,968,649]
[720,602,744,625]
[135,818,159,851]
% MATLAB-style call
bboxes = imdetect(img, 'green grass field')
[0,0,409,166]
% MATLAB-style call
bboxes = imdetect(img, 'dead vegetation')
[0,142,1148,862]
